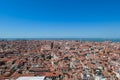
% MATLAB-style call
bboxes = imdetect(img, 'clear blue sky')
[0,0,120,38]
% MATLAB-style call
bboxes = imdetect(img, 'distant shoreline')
[0,38,120,42]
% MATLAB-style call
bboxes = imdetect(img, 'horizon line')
[0,37,120,39]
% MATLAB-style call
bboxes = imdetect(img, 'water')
[0,38,120,42]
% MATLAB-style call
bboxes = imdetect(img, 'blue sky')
[0,0,120,38]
